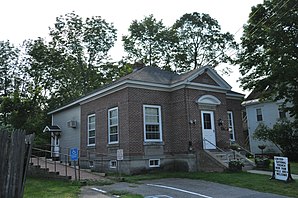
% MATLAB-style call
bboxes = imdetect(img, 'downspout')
[184,83,192,147]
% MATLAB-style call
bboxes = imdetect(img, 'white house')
[242,91,292,155]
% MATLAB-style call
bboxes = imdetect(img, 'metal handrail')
[203,138,234,162]
[231,141,255,158]
[31,147,78,180]
[203,138,225,153]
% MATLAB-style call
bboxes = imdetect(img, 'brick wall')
[79,84,243,172]
[227,98,245,146]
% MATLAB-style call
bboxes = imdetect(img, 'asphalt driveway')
[80,178,289,198]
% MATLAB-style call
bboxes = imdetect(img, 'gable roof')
[49,65,242,114]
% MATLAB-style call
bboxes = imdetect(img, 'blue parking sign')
[70,147,78,161]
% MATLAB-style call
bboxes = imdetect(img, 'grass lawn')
[24,177,140,198]
[24,166,298,198]
[24,177,81,198]
[264,160,298,175]
[289,161,298,174]
[121,171,298,198]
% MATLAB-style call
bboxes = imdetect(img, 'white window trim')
[149,159,160,168]
[108,107,119,144]
[87,114,96,146]
[109,160,117,168]
[228,111,235,141]
[143,105,163,142]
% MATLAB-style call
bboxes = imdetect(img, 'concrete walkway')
[247,169,298,180]
[30,157,110,181]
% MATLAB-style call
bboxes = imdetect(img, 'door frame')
[201,110,216,149]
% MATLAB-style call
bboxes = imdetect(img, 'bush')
[254,119,298,161]
[228,160,244,172]
[255,158,270,169]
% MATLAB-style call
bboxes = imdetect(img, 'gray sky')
[0,0,263,95]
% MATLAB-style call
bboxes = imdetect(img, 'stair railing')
[231,141,255,158]
[203,138,233,161]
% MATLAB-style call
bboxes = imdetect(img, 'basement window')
[110,160,117,168]
[89,161,94,168]
[149,159,160,168]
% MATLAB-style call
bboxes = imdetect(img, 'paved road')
[80,178,289,198]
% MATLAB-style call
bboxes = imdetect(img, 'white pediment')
[197,95,221,105]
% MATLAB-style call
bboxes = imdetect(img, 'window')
[149,159,160,168]
[278,108,286,119]
[108,107,118,144]
[227,111,235,141]
[109,160,117,168]
[143,105,162,142]
[203,113,212,129]
[256,108,263,121]
[88,114,96,146]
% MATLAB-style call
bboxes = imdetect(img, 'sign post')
[117,149,123,179]
[70,147,79,181]
[272,156,294,182]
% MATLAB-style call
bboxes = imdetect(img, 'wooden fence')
[0,129,34,198]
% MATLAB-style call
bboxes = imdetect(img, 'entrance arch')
[197,95,221,149]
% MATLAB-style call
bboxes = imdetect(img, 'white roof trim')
[49,66,240,114]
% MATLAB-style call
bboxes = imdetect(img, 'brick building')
[47,65,245,174]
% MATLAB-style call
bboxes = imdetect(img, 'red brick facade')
[52,66,244,173]
[80,86,243,173]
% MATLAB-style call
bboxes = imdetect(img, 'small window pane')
[89,137,95,145]
[110,117,118,125]
[110,134,118,142]
[145,107,158,115]
[203,113,211,129]
[110,126,118,134]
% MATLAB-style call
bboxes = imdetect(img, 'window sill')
[87,144,95,149]
[143,141,164,146]
[107,143,119,148]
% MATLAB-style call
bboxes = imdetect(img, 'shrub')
[255,158,270,169]
[228,160,244,172]
[254,119,298,161]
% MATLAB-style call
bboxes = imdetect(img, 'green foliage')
[0,40,20,97]
[0,12,122,145]
[238,0,298,117]
[24,178,80,198]
[173,12,238,72]
[254,120,298,160]
[123,15,175,70]
[228,160,244,172]
[255,158,270,169]
[123,13,237,73]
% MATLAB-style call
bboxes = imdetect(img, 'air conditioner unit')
[67,120,77,128]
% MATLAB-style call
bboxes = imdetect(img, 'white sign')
[117,149,123,161]
[274,156,288,181]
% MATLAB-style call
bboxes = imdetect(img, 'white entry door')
[51,134,60,157]
[201,111,216,149]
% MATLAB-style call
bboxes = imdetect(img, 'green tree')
[254,120,298,160]
[123,15,175,70]
[172,12,238,72]
[0,40,21,126]
[238,0,298,117]
[0,40,19,97]
[49,12,117,97]
[24,12,118,108]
